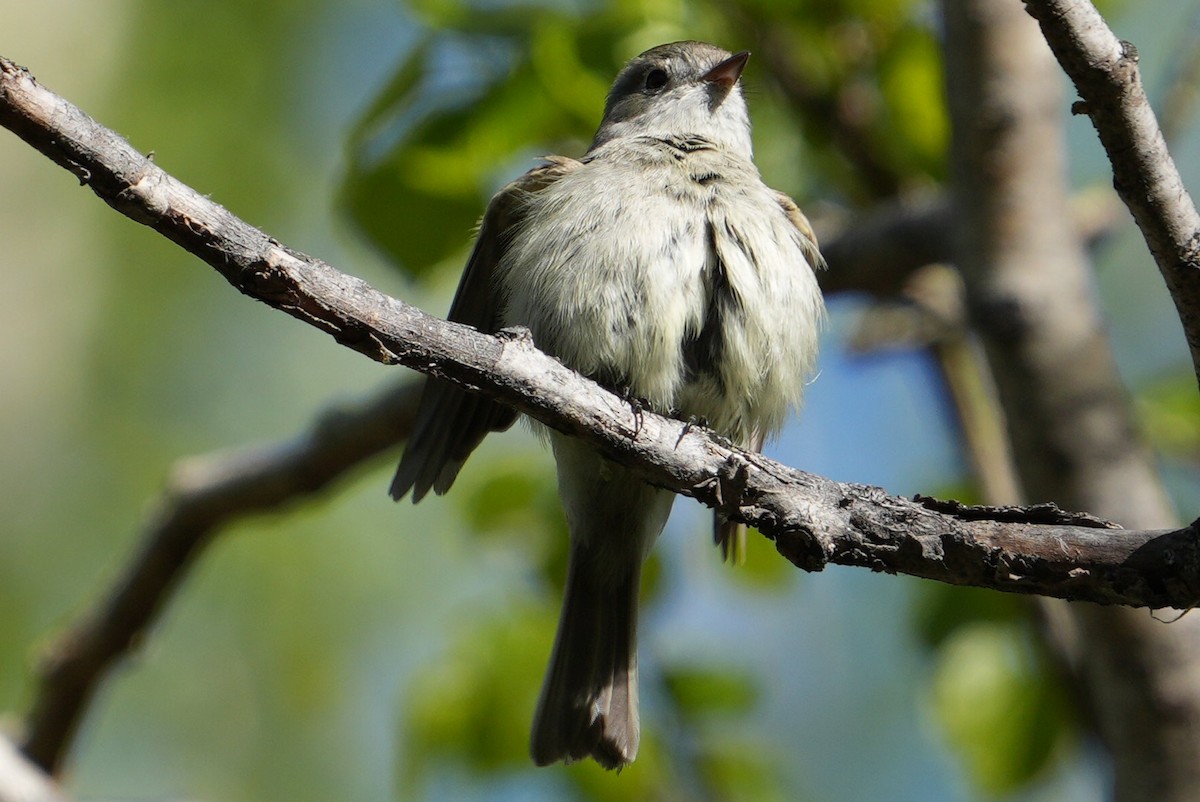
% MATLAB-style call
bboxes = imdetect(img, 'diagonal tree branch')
[2,54,1199,614]
[1022,0,1200,390]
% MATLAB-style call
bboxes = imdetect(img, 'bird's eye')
[644,68,669,92]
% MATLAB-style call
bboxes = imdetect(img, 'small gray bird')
[391,41,824,769]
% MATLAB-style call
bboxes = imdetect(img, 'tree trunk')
[941,0,1200,799]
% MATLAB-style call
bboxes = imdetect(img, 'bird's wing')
[774,189,827,272]
[713,192,823,561]
[390,156,582,502]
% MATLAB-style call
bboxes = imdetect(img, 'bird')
[390,40,825,770]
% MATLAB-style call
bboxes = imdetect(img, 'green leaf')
[877,25,948,178]
[1139,370,1200,462]
[462,459,555,537]
[930,623,1075,794]
[726,527,795,590]
[662,665,760,718]
[698,745,795,802]
[403,606,552,773]
[340,160,483,276]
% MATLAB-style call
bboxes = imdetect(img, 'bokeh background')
[1,0,1197,800]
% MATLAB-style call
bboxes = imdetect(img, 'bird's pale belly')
[504,215,813,446]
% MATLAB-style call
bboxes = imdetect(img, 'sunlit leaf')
[877,25,947,178]
[931,623,1075,794]
[1139,370,1200,462]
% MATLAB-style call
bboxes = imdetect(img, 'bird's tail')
[530,542,641,770]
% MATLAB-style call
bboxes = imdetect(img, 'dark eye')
[644,68,668,92]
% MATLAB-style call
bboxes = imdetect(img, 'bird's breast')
[498,143,821,443]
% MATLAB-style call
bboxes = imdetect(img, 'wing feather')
[391,156,582,502]
[713,192,822,561]
[774,190,826,273]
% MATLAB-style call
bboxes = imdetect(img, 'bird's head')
[591,41,753,159]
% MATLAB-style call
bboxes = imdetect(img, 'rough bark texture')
[942,2,1200,799]
[1022,0,1200,390]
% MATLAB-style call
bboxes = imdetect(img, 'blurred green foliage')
[930,623,1077,794]
[402,605,682,801]
[1140,370,1200,465]
[405,606,554,772]
[664,665,759,717]
[1,0,1190,799]
[915,584,1079,792]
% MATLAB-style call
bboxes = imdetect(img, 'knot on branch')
[772,523,829,573]
[243,257,297,304]
[0,56,26,76]
[114,167,171,225]
[495,325,534,346]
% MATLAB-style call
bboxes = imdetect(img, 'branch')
[19,383,420,773]
[2,54,1199,625]
[817,195,953,296]
[1023,0,1200,389]
[816,187,1121,298]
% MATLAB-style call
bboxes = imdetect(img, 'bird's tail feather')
[530,544,641,770]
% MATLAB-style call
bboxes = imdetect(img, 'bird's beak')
[701,51,750,90]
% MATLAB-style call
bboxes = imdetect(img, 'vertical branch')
[1022,0,1200,390]
[943,0,1166,518]
[931,331,1021,505]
